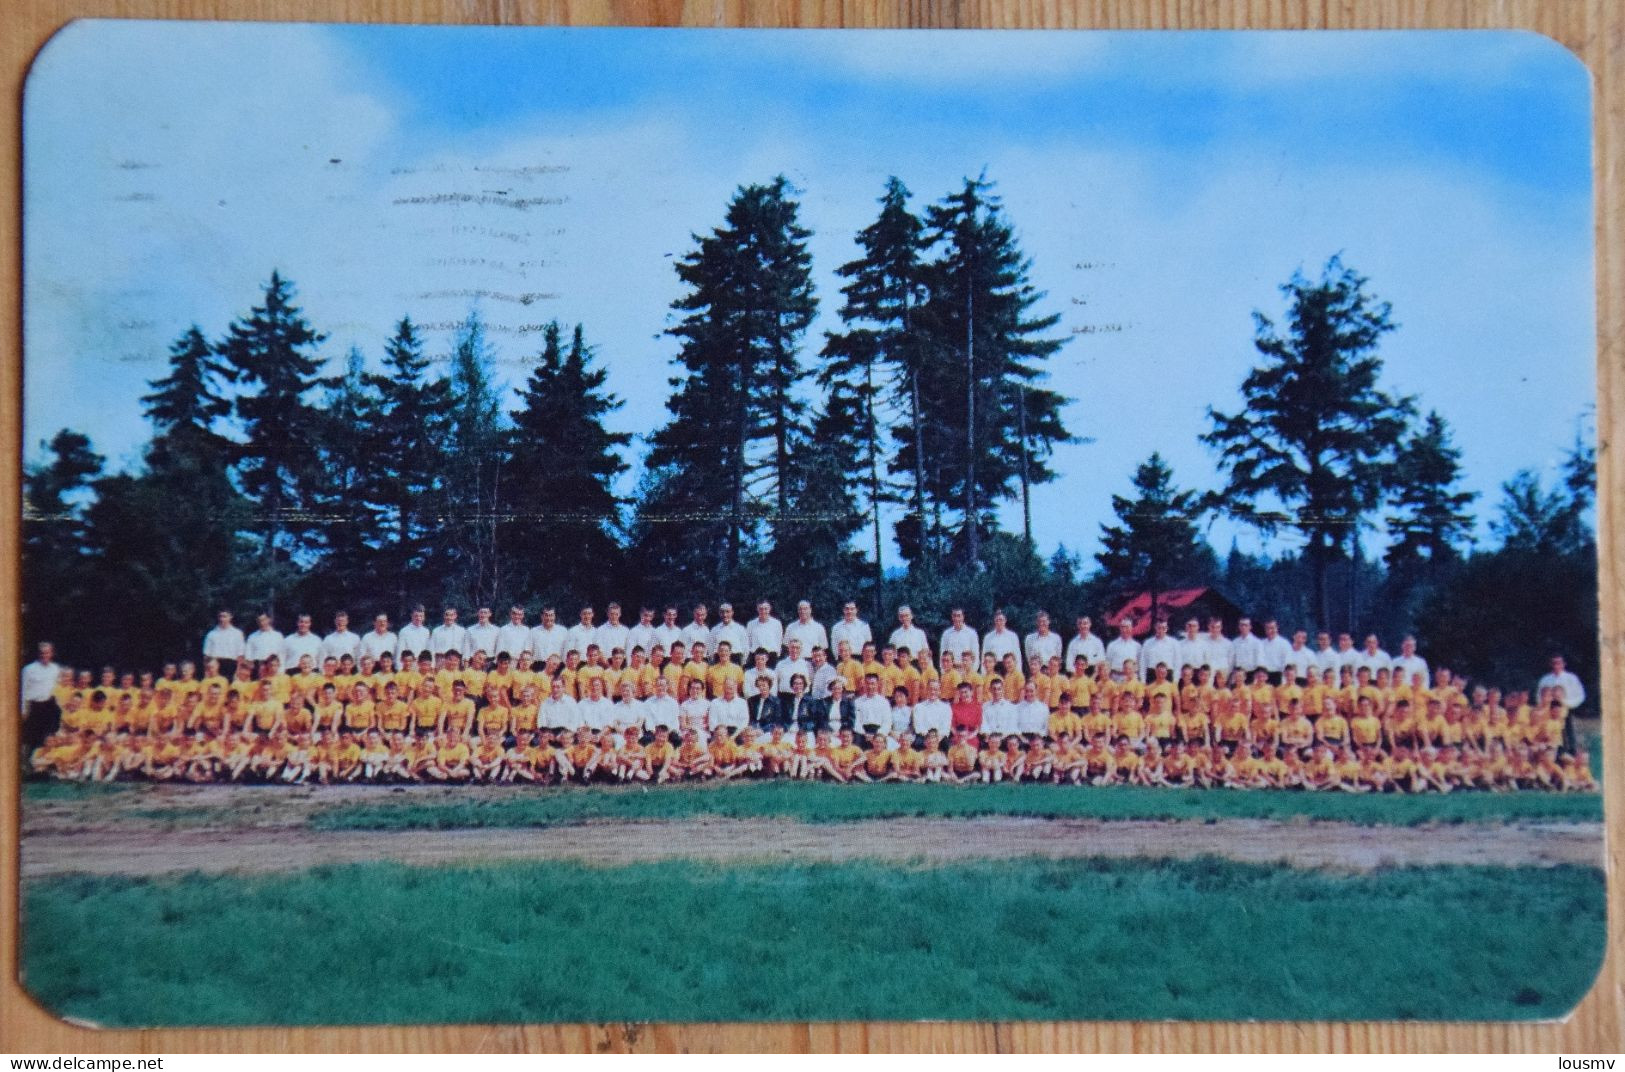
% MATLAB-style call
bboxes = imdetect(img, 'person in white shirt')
[745,651,776,699]
[682,604,712,652]
[888,606,929,661]
[1023,611,1063,667]
[626,607,658,659]
[678,679,712,734]
[1258,619,1292,683]
[21,641,61,752]
[1314,631,1341,678]
[641,677,679,732]
[245,614,286,666]
[709,679,749,732]
[1537,654,1586,710]
[319,611,359,665]
[541,678,582,733]
[1104,619,1142,682]
[807,647,839,700]
[526,607,566,666]
[204,610,248,673]
[709,603,747,662]
[1014,683,1050,736]
[577,678,616,731]
[774,640,812,701]
[595,602,631,660]
[1200,617,1233,677]
[1176,619,1204,678]
[912,679,952,737]
[1065,615,1106,671]
[939,607,980,664]
[284,614,322,669]
[1138,618,1180,684]
[981,679,1018,735]
[1392,636,1429,685]
[653,606,684,653]
[746,601,784,657]
[1230,618,1263,675]
[982,612,1021,666]
[1356,634,1391,676]
[463,606,500,660]
[565,607,598,659]
[496,607,531,661]
[397,605,432,661]
[1334,633,1361,674]
[360,615,398,664]
[784,601,828,656]
[830,601,873,661]
[430,607,467,658]
[1283,630,1316,683]
[852,676,891,735]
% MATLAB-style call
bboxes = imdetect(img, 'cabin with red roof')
[1103,587,1244,639]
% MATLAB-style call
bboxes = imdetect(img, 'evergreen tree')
[22,430,103,652]
[504,321,630,605]
[440,312,506,609]
[1384,409,1477,577]
[646,176,818,587]
[823,176,929,601]
[1491,469,1589,556]
[218,271,329,589]
[1095,453,1208,622]
[760,401,867,609]
[141,326,236,467]
[911,174,1070,568]
[309,346,383,609]
[1201,255,1413,630]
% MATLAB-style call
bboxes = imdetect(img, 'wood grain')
[1,0,1619,1053]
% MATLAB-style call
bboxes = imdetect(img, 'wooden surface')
[1,0,1620,1054]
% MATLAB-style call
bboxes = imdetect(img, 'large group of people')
[21,599,1596,793]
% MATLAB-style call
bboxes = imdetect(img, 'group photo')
[16,22,1605,1030]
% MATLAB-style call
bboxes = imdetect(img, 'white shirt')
[283,632,322,670]
[613,696,647,728]
[1230,633,1264,672]
[463,622,501,659]
[528,624,567,664]
[746,616,785,656]
[430,623,467,657]
[1355,648,1392,675]
[1139,636,1181,681]
[360,630,397,663]
[889,703,915,735]
[245,628,285,664]
[578,697,616,731]
[1392,653,1429,684]
[982,628,1021,665]
[1015,700,1050,736]
[981,698,1019,735]
[1283,644,1317,681]
[888,624,929,658]
[320,629,359,663]
[940,624,980,663]
[681,622,713,652]
[679,697,712,732]
[495,623,532,659]
[1104,637,1141,679]
[1065,632,1105,671]
[626,623,658,657]
[746,666,777,696]
[565,623,599,658]
[397,623,432,660]
[710,621,747,659]
[853,694,891,729]
[774,657,812,694]
[652,623,684,653]
[1336,646,1362,672]
[1201,635,1234,676]
[594,622,631,658]
[1314,644,1342,677]
[830,618,873,659]
[913,699,952,736]
[709,696,749,730]
[204,625,247,661]
[22,659,58,704]
[1538,670,1586,708]
[784,618,829,655]
[541,696,582,732]
[1257,635,1292,674]
[1024,630,1063,667]
[641,695,679,730]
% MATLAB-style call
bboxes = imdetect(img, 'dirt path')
[19,815,1604,880]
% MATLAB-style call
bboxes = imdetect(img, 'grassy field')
[304,780,1603,831]
[21,856,1603,1025]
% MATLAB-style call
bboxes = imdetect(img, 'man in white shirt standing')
[1023,611,1063,668]
[982,611,1021,666]
[1104,618,1142,682]
[1334,633,1361,675]
[1230,618,1263,677]
[627,607,658,658]
[528,607,567,666]
[1258,619,1292,685]
[245,613,286,667]
[1176,618,1204,679]
[320,611,360,665]
[284,614,322,670]
[360,614,398,664]
[1537,654,1586,710]
[912,679,952,738]
[1065,615,1105,671]
[430,607,467,659]
[746,601,784,658]
[1138,617,1181,684]
[1200,617,1233,679]
[1356,634,1391,677]
[1313,631,1341,679]
[888,606,929,662]
[1014,682,1049,737]
[204,610,247,678]
[1392,636,1429,685]
[463,606,500,661]
[1283,629,1315,684]
[830,601,873,661]
[940,607,980,664]
[21,641,62,755]
[784,601,828,657]
[710,603,748,662]
[541,677,582,735]
[496,607,531,661]
[397,605,432,661]
[564,607,599,660]
[595,602,631,660]
[653,606,683,653]
[682,604,713,653]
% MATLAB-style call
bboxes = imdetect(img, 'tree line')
[22,172,1598,699]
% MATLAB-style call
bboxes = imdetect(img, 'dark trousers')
[23,699,59,750]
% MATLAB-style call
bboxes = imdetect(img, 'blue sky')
[23,22,1595,565]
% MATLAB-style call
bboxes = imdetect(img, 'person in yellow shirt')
[1048,696,1083,740]
[852,733,895,783]
[1316,699,1349,747]
[1080,736,1115,786]
[1349,696,1384,751]
[470,731,506,782]
[1112,700,1146,748]
[426,732,472,781]
[942,730,979,783]
[707,645,744,700]
[443,682,476,738]
[343,684,376,734]
[1278,700,1313,753]
[1214,698,1249,748]
[643,726,676,782]
[893,733,927,783]
[827,728,864,782]
[1178,701,1211,749]
[661,727,713,782]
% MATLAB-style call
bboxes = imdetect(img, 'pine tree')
[441,312,506,609]
[22,430,104,652]
[1201,255,1413,630]
[141,326,236,467]
[308,346,383,609]
[761,400,867,609]
[1384,409,1477,578]
[218,271,329,587]
[913,174,1070,568]
[504,321,630,604]
[823,176,929,602]
[646,176,818,587]
[1095,453,1208,623]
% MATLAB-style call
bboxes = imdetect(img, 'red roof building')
[1104,587,1244,639]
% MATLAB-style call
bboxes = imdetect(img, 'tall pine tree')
[22,430,103,653]
[1384,409,1477,578]
[309,346,383,610]
[1095,453,1209,622]
[440,312,506,609]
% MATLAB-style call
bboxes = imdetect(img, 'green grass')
[21,856,1603,1025]
[21,780,135,802]
[306,779,1604,831]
